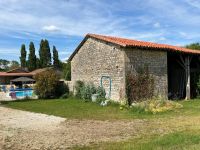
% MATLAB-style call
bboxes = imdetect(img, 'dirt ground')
[0,106,192,150]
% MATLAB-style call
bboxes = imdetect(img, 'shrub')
[60,93,69,99]
[34,69,59,99]
[126,66,154,105]
[96,86,106,100]
[131,97,183,114]
[56,82,69,98]
[62,62,71,80]
[80,84,96,100]
[119,98,129,110]
[74,81,106,101]
[75,80,84,98]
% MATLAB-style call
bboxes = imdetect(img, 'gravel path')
[0,106,174,150]
[0,106,145,150]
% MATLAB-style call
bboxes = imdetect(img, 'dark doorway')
[190,56,200,98]
[168,52,200,100]
[168,53,186,99]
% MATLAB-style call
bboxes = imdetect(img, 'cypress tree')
[39,39,45,67]
[20,44,26,68]
[53,46,60,68]
[39,39,51,67]
[44,39,51,66]
[36,58,41,69]
[28,42,37,71]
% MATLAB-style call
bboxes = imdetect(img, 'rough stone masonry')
[70,36,168,101]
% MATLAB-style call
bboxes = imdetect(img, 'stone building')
[68,34,200,101]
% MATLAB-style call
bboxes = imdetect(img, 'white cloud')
[153,22,161,28]
[42,25,60,32]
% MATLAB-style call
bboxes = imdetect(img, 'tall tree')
[53,46,60,68]
[39,39,44,67]
[28,42,37,71]
[44,39,51,66]
[39,39,51,67]
[36,58,41,69]
[20,44,26,68]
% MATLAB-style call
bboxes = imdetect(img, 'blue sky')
[1,0,200,61]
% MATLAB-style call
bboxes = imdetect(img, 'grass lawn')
[2,98,200,149]
[76,130,200,150]
[2,98,200,120]
[1,98,135,120]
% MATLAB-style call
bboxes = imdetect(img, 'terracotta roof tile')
[88,34,200,54]
[68,33,200,61]
[0,72,33,77]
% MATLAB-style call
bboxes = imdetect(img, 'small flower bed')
[131,97,183,114]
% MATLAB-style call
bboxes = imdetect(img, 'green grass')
[1,98,134,120]
[2,98,200,120]
[76,131,200,150]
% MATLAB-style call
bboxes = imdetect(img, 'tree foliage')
[36,58,41,69]
[186,43,200,50]
[53,46,60,68]
[62,62,71,80]
[0,59,20,71]
[39,39,51,68]
[16,39,66,72]
[28,42,37,71]
[20,44,27,68]
[34,69,59,99]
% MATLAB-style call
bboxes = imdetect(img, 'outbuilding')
[68,34,200,101]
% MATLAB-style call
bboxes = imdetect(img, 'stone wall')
[71,37,126,100]
[124,48,168,98]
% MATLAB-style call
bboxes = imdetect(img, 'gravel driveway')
[0,106,174,150]
[0,106,184,150]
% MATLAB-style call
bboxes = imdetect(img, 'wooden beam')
[179,55,192,100]
[185,56,191,100]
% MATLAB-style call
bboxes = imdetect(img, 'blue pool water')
[15,90,33,98]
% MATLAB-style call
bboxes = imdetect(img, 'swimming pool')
[14,90,33,98]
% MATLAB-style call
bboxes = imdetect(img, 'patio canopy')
[10,77,35,83]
